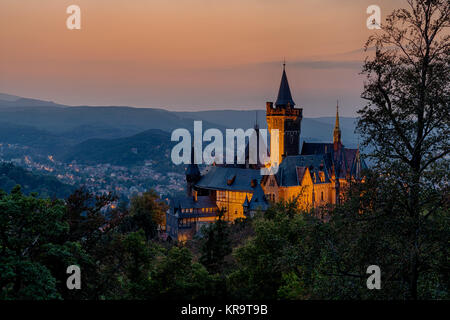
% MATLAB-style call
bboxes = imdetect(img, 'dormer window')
[227,174,236,186]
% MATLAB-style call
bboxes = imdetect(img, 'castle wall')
[216,190,253,221]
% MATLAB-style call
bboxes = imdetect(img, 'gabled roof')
[276,154,331,187]
[195,166,262,192]
[275,65,296,107]
[350,149,368,179]
[301,142,368,179]
[296,166,307,185]
[243,195,250,207]
[248,184,269,211]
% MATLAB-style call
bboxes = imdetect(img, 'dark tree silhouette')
[358,0,449,299]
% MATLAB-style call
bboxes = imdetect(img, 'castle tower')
[266,63,303,164]
[333,101,342,148]
[332,101,343,204]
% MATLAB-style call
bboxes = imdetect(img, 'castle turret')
[266,63,303,164]
[333,101,342,148]
[275,64,296,107]
[243,195,250,217]
[248,183,269,217]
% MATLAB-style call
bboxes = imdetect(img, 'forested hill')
[60,129,179,171]
[0,162,75,198]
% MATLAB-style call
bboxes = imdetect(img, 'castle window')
[321,191,324,201]
[319,171,325,182]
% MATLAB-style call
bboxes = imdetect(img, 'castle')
[166,64,367,241]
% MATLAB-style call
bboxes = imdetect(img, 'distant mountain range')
[0,94,361,166]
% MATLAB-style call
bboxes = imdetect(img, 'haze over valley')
[0,94,362,201]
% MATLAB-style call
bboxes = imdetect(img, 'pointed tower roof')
[333,101,342,144]
[275,63,296,107]
[248,184,269,212]
[243,195,249,208]
[335,101,340,129]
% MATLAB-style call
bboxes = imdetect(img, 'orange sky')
[0,0,402,116]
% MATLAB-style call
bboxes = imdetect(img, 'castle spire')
[333,101,342,144]
[275,62,295,107]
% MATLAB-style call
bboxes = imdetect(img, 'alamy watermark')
[366,265,381,290]
[171,121,280,175]
[66,265,81,290]
[66,5,81,30]
[367,5,381,30]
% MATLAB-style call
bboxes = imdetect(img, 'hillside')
[0,98,224,135]
[0,95,359,146]
[0,94,362,165]
[60,129,180,171]
[0,162,75,198]
[0,122,74,154]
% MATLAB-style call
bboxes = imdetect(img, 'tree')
[0,185,68,299]
[147,246,218,300]
[199,209,232,274]
[227,202,324,300]
[357,0,449,299]
[65,187,120,245]
[126,190,168,240]
[312,173,449,299]
[119,230,157,299]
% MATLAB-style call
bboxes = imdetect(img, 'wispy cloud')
[287,60,362,70]
[250,59,363,70]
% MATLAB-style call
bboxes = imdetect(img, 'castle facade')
[166,65,366,241]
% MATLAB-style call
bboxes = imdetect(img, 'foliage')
[199,209,232,274]
[357,0,449,299]
[122,190,168,240]
[0,185,70,299]
[0,162,74,198]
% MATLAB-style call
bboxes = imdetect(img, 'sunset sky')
[0,0,402,116]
